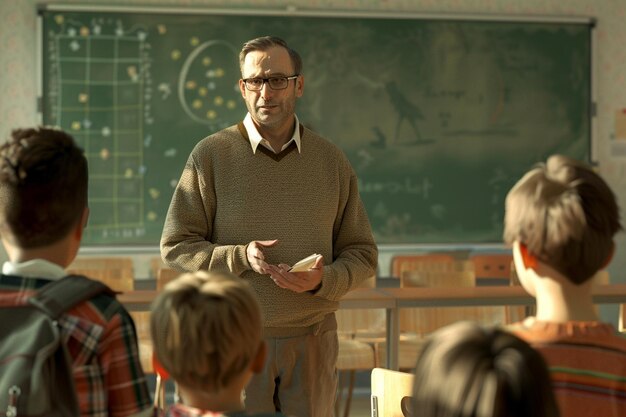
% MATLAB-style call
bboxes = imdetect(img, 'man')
[161,36,378,416]
[505,155,626,417]
[0,127,152,417]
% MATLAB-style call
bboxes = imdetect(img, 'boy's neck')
[2,235,76,270]
[178,384,246,413]
[533,273,599,323]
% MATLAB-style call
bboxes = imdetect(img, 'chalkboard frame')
[37,4,597,249]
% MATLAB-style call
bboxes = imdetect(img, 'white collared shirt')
[2,258,66,280]
[243,113,302,154]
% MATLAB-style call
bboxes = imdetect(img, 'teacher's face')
[239,45,303,132]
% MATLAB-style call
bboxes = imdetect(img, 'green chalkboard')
[39,7,593,246]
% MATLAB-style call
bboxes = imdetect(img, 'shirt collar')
[243,113,302,154]
[2,259,66,280]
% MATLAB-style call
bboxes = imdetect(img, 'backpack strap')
[28,275,115,319]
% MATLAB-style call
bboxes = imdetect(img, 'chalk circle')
[178,40,242,125]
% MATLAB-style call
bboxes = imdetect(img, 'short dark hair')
[239,36,303,76]
[413,322,560,417]
[0,127,88,248]
[504,154,622,284]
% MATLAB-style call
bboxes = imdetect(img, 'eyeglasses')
[242,75,299,91]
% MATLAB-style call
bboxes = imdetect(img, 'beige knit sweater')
[161,123,378,333]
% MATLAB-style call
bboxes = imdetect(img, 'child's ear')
[73,207,89,240]
[519,242,538,270]
[251,341,267,374]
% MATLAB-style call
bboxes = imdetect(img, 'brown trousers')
[244,314,338,417]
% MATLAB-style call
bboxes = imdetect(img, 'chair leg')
[342,370,356,417]
[335,371,344,417]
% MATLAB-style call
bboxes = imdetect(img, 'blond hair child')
[150,271,289,417]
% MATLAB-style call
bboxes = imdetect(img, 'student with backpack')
[0,127,152,416]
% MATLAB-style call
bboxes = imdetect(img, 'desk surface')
[380,284,626,307]
[118,284,626,309]
[118,287,396,310]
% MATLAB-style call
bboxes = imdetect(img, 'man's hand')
[267,255,324,293]
[247,239,278,274]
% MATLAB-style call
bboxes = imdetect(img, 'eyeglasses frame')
[241,75,300,91]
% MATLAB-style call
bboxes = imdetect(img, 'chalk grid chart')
[46,15,148,243]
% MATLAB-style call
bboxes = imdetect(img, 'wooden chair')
[150,256,167,279]
[129,311,153,374]
[371,368,414,417]
[156,268,182,290]
[470,253,525,324]
[390,253,456,280]
[66,257,134,292]
[375,262,477,369]
[335,275,380,417]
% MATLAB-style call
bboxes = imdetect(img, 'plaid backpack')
[0,275,111,417]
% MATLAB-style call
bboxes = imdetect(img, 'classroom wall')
[1,0,625,289]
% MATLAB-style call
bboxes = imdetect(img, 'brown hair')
[412,322,559,417]
[0,127,88,248]
[504,154,622,284]
[239,36,303,76]
[150,271,263,392]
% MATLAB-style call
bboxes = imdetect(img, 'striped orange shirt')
[510,318,626,417]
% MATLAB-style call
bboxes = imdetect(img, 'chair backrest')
[470,253,513,286]
[371,367,415,417]
[129,311,154,374]
[390,254,456,280]
[150,256,167,279]
[156,268,182,291]
[66,257,134,292]
[336,275,385,338]
[400,265,485,334]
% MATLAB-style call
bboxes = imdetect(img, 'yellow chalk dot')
[185,80,197,90]
[171,50,181,60]
[190,37,199,46]
[227,100,237,109]
[214,96,224,106]
[192,99,202,109]
[157,24,167,34]
[215,68,224,77]
[54,15,64,25]
[202,57,212,66]
[198,87,208,97]
[78,93,88,103]
[80,26,90,36]
[149,188,160,199]
[124,168,133,178]
[147,211,157,221]
[71,121,81,131]
[206,110,217,120]
[100,148,110,160]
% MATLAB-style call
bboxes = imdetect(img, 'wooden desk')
[119,284,626,371]
[118,287,400,369]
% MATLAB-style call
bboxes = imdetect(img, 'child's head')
[0,127,88,249]
[150,270,264,393]
[504,154,622,284]
[412,322,559,417]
